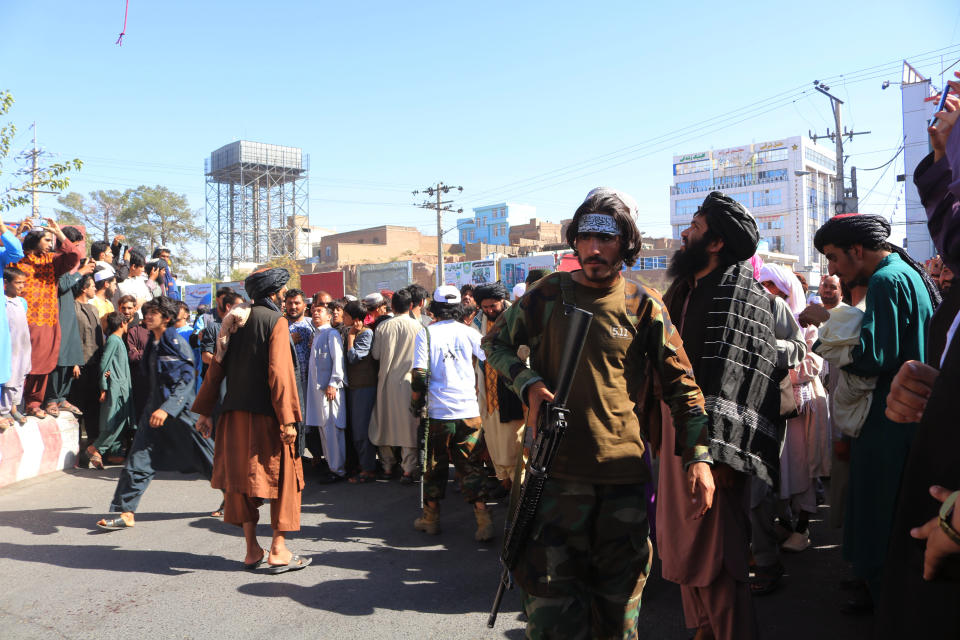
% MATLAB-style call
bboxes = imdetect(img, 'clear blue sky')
[2,0,959,270]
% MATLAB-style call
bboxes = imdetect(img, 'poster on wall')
[499,255,557,290]
[357,261,413,297]
[183,284,213,311]
[443,260,496,287]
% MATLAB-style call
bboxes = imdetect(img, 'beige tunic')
[368,314,422,448]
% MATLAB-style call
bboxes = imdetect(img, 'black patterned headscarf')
[698,191,760,261]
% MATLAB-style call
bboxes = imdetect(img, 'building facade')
[669,135,836,285]
[900,61,939,263]
[457,202,536,249]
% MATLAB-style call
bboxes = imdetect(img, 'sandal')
[348,472,376,484]
[25,407,47,419]
[86,445,104,470]
[44,403,60,418]
[0,416,12,432]
[58,400,83,416]
[267,554,312,575]
[96,517,133,531]
[750,562,784,596]
[211,499,225,518]
[9,408,27,425]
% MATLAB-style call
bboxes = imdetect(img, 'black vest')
[220,305,282,418]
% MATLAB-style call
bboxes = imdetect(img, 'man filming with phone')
[482,188,714,639]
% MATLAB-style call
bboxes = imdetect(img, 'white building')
[900,61,940,263]
[669,135,837,285]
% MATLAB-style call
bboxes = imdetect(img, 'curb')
[0,413,80,488]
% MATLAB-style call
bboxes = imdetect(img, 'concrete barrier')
[0,414,80,488]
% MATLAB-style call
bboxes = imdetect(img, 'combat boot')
[414,504,440,535]
[474,505,494,542]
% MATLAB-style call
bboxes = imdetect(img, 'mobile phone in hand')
[930,86,952,127]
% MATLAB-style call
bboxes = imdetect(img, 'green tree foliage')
[0,90,83,213]
[117,185,203,264]
[56,189,127,243]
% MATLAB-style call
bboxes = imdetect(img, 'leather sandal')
[25,407,47,419]
[86,445,104,470]
[43,403,60,418]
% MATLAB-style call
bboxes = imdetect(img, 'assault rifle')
[487,304,593,628]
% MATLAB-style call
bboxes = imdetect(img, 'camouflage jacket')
[481,271,711,468]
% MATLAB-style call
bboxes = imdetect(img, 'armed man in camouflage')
[483,187,715,639]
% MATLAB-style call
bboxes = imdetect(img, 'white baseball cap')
[433,285,461,304]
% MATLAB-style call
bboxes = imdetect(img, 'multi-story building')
[669,135,837,285]
[457,202,536,249]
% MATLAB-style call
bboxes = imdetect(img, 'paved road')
[0,466,874,639]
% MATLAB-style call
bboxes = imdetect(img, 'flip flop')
[267,554,312,575]
[96,517,133,531]
[242,550,267,571]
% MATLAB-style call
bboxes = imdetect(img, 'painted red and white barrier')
[0,414,79,488]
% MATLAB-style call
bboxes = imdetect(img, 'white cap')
[94,266,116,283]
[362,292,385,307]
[433,285,461,304]
[512,282,527,300]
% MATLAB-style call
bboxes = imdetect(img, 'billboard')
[301,271,345,299]
[357,261,413,297]
[443,259,496,288]
[499,255,557,290]
[182,284,213,311]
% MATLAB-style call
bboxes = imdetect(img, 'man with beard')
[193,268,308,573]
[802,212,937,612]
[285,288,313,391]
[13,218,81,417]
[95,296,217,531]
[472,281,524,490]
[661,192,805,638]
[484,187,714,639]
[818,274,841,310]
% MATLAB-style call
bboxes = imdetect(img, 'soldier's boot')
[474,505,494,542]
[414,504,440,535]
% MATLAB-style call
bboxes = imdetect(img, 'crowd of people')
[0,77,958,639]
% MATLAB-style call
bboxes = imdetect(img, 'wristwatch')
[939,490,960,547]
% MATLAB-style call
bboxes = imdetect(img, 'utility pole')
[809,81,870,214]
[413,182,463,287]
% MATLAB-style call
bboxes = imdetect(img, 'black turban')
[813,213,890,253]
[474,281,509,305]
[244,267,290,300]
[698,191,759,261]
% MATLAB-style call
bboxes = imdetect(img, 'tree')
[117,185,203,263]
[56,189,127,242]
[260,254,302,289]
[0,90,83,213]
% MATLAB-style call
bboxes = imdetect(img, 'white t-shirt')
[413,319,485,420]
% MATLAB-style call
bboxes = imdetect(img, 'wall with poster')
[443,259,496,288]
[499,255,557,290]
[182,284,213,311]
[301,272,345,299]
[357,261,413,298]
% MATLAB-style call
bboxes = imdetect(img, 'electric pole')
[809,81,871,214]
[413,182,463,287]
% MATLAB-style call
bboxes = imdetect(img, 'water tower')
[204,141,310,278]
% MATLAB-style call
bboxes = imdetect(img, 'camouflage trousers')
[421,417,487,503]
[514,478,652,640]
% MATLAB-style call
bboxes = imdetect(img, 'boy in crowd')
[86,311,135,469]
[0,267,30,429]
